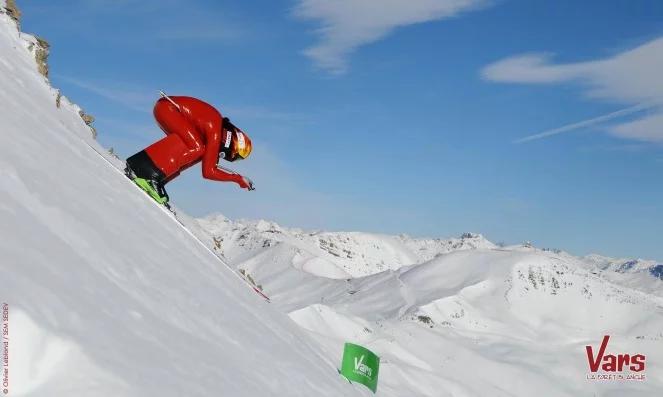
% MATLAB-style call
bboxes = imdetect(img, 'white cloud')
[482,37,663,143]
[294,0,489,73]
[482,53,587,84]
[610,113,663,143]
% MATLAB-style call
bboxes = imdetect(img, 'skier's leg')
[126,150,165,182]
[154,99,204,165]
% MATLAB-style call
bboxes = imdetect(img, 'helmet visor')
[233,131,252,160]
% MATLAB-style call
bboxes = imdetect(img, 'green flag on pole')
[340,342,380,393]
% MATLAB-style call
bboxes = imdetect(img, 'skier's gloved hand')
[237,175,255,191]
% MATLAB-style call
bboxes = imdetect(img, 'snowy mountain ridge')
[195,212,662,284]
[191,213,663,396]
[584,253,662,275]
[196,213,497,278]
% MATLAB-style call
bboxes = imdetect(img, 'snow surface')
[194,214,663,396]
[0,8,368,397]
[2,3,663,396]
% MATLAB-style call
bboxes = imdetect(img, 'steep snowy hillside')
[0,7,366,397]
[195,215,663,396]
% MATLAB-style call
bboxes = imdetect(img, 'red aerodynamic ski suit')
[142,96,250,189]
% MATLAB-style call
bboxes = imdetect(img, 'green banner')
[340,342,380,393]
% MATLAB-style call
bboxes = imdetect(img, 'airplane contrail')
[514,103,652,144]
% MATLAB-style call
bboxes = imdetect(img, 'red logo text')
[585,335,645,373]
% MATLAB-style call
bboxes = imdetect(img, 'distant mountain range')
[189,213,663,396]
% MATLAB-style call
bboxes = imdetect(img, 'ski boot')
[125,165,170,208]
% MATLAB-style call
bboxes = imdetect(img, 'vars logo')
[354,355,372,378]
[585,335,646,381]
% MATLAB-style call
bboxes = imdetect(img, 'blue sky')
[21,0,663,260]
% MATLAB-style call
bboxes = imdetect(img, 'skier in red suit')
[125,94,254,205]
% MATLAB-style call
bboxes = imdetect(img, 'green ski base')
[132,177,169,206]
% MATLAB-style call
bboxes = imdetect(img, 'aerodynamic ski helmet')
[220,117,252,162]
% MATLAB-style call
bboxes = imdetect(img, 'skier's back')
[125,94,254,205]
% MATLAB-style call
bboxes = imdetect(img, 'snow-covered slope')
[0,8,366,397]
[4,2,662,395]
[194,215,663,396]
